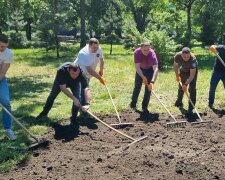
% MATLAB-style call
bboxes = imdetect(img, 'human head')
[0,34,9,52]
[181,47,191,61]
[68,63,81,79]
[140,41,151,56]
[88,38,99,53]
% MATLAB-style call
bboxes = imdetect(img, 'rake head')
[191,120,213,126]
[127,135,148,146]
[167,121,187,128]
[110,122,134,129]
[28,138,49,151]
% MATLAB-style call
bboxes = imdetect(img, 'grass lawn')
[0,44,225,173]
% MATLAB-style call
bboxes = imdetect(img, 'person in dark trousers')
[208,45,225,108]
[130,42,159,113]
[36,62,91,124]
[173,47,198,116]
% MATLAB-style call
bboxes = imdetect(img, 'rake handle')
[178,82,203,121]
[0,103,38,141]
[104,84,122,123]
[86,110,135,141]
[215,52,225,67]
[151,90,177,122]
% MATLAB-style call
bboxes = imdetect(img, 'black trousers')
[131,68,153,110]
[41,78,81,121]
[177,70,198,111]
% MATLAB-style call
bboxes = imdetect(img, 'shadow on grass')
[8,75,51,101]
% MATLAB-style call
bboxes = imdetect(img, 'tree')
[103,1,122,54]
[80,0,86,48]
[122,0,156,33]
[38,0,69,57]
[171,0,196,46]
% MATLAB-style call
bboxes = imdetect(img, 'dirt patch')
[1,108,225,180]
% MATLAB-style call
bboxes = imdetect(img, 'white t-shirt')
[75,45,103,78]
[0,48,13,70]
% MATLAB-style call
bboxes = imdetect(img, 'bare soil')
[2,107,225,180]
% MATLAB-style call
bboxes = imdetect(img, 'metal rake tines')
[191,120,213,125]
[167,121,187,128]
[110,123,134,129]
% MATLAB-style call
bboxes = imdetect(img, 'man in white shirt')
[0,34,16,140]
[75,38,105,105]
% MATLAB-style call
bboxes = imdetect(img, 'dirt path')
[2,108,225,180]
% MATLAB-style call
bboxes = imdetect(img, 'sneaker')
[130,103,137,111]
[142,109,150,114]
[6,129,17,140]
[36,112,47,120]
[185,110,193,118]
[175,100,183,108]
[208,104,214,109]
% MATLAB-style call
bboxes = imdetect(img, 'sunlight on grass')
[1,44,225,173]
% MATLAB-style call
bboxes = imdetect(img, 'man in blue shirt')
[209,45,225,108]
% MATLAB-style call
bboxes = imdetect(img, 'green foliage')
[123,22,179,68]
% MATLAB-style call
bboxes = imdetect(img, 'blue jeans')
[208,71,225,105]
[0,77,12,129]
[131,68,153,110]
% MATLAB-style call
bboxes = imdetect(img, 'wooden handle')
[86,110,135,141]
[0,103,38,141]
[151,90,177,122]
[216,52,225,67]
[178,82,203,121]
[104,84,122,123]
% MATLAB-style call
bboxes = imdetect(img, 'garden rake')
[178,82,213,125]
[151,90,187,128]
[0,103,49,150]
[104,84,133,129]
[215,52,225,67]
[86,110,147,146]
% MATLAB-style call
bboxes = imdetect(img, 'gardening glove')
[99,77,106,85]
[210,45,217,53]
[81,105,89,112]
[142,76,148,85]
[182,84,188,92]
[176,75,181,82]
[148,82,154,91]
[99,69,104,76]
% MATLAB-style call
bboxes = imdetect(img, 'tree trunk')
[186,4,192,46]
[25,19,32,40]
[80,0,86,48]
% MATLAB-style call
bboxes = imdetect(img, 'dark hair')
[182,47,191,54]
[68,63,80,72]
[0,34,8,43]
[88,38,99,46]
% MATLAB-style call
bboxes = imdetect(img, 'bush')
[5,30,27,48]
[123,22,179,68]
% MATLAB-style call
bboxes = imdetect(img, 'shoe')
[185,110,193,118]
[142,109,149,114]
[79,111,90,118]
[208,104,214,109]
[36,112,47,120]
[6,129,17,140]
[130,103,137,111]
[175,100,183,108]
